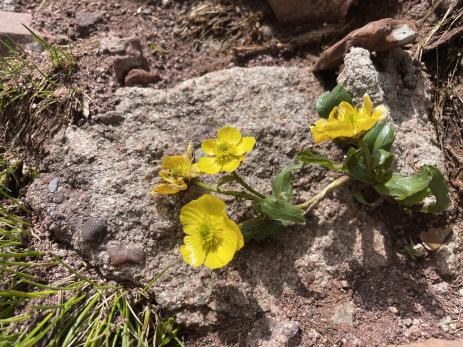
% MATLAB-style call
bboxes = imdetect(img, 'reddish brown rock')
[124,69,160,87]
[111,38,147,84]
[313,18,417,71]
[0,10,32,55]
[266,0,356,25]
[108,245,145,266]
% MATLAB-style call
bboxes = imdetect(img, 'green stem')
[193,181,259,201]
[231,172,267,199]
[296,175,351,213]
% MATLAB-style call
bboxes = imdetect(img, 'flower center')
[171,167,183,177]
[218,142,230,154]
[199,224,213,242]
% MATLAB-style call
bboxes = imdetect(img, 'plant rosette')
[152,86,450,270]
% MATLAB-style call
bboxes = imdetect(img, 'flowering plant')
[152,85,450,269]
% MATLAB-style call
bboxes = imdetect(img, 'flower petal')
[198,157,222,174]
[152,183,185,195]
[180,235,206,267]
[336,101,356,124]
[195,194,226,216]
[234,137,256,155]
[162,155,187,170]
[372,105,388,120]
[355,118,380,133]
[217,126,241,145]
[221,158,242,173]
[191,163,201,177]
[159,170,176,184]
[310,118,354,143]
[224,217,244,251]
[180,200,206,225]
[201,139,218,155]
[360,94,372,117]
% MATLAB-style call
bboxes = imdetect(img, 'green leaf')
[353,190,385,208]
[374,172,432,201]
[374,165,450,214]
[258,196,305,226]
[420,165,450,214]
[345,147,374,184]
[240,218,286,241]
[371,148,394,183]
[296,149,343,172]
[271,163,302,202]
[362,121,395,152]
[316,85,353,118]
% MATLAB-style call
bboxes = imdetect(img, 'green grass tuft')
[0,159,186,346]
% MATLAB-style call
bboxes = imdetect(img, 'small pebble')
[81,218,107,243]
[388,306,399,315]
[48,178,60,193]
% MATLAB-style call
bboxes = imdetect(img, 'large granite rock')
[26,63,445,334]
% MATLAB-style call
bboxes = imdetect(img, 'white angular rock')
[338,47,445,174]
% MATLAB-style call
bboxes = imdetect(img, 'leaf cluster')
[297,121,450,214]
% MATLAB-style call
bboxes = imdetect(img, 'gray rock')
[93,111,125,126]
[434,236,460,278]
[25,65,443,329]
[75,11,103,36]
[100,34,131,55]
[332,302,354,326]
[338,47,445,174]
[439,316,452,332]
[81,218,107,243]
[246,316,299,347]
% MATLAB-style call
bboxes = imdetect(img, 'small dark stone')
[52,192,65,204]
[108,245,145,266]
[81,218,107,243]
[48,178,60,193]
[93,112,125,126]
[75,11,103,36]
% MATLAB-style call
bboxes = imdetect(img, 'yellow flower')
[197,126,256,174]
[310,94,387,143]
[152,144,200,195]
[179,194,244,269]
